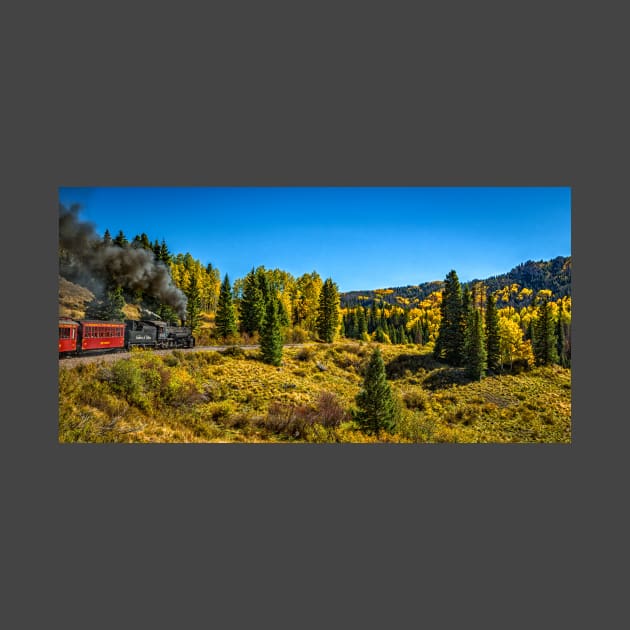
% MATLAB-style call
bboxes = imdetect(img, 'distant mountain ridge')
[340,255,571,308]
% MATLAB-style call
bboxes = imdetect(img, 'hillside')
[340,256,571,308]
[59,275,141,320]
[59,343,571,443]
[58,275,94,319]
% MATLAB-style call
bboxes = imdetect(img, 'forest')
[59,203,572,443]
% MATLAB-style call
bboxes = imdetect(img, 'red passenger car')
[78,320,125,352]
[59,318,79,353]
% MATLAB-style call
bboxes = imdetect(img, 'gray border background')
[4,2,624,628]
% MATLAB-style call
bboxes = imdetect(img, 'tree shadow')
[421,367,475,391]
[385,353,442,379]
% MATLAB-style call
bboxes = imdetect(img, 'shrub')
[111,360,150,410]
[395,409,437,443]
[263,401,313,438]
[296,347,315,362]
[402,389,429,411]
[288,327,310,343]
[313,391,350,428]
[221,345,245,358]
[203,400,238,423]
[162,366,202,406]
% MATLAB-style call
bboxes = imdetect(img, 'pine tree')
[434,270,466,365]
[215,274,238,339]
[350,309,359,338]
[316,278,340,342]
[422,315,430,345]
[485,292,501,373]
[462,285,472,319]
[556,305,569,368]
[256,267,270,306]
[85,286,125,321]
[399,325,407,345]
[355,347,398,435]
[185,274,202,333]
[239,268,265,335]
[345,310,358,339]
[357,307,368,336]
[132,233,152,250]
[260,296,283,366]
[532,293,558,366]
[159,239,171,264]
[102,229,112,247]
[464,308,487,380]
[113,230,128,247]
[369,302,378,334]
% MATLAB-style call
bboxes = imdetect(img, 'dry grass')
[59,342,571,444]
[58,275,94,319]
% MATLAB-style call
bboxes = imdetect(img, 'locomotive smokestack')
[59,203,188,318]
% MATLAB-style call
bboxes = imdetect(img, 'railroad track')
[58,343,308,369]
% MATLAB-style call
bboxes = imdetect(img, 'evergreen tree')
[526,318,534,342]
[398,325,408,345]
[357,307,368,336]
[239,268,265,335]
[350,309,359,338]
[215,274,238,339]
[485,293,501,373]
[132,233,152,250]
[113,230,128,247]
[260,296,283,366]
[256,267,271,306]
[462,285,472,319]
[434,270,466,365]
[85,286,125,321]
[422,315,430,345]
[153,239,161,259]
[345,310,358,339]
[355,347,398,435]
[316,278,340,342]
[185,274,202,333]
[464,308,487,380]
[532,294,558,366]
[102,229,112,247]
[411,321,423,345]
[556,305,569,368]
[157,304,179,325]
[159,239,171,264]
[374,326,388,343]
[369,302,378,334]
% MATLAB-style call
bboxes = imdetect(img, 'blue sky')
[58,187,571,293]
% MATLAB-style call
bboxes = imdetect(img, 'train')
[59,318,195,356]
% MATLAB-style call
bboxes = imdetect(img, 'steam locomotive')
[59,318,195,356]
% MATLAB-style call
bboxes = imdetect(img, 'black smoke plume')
[59,203,187,318]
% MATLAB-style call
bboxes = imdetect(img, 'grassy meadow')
[59,342,571,444]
